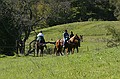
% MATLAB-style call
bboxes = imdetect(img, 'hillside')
[29,21,120,41]
[27,21,120,51]
[1,21,120,79]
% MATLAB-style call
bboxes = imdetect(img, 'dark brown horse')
[36,42,47,57]
[68,34,82,54]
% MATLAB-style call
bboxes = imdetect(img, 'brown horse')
[36,42,47,57]
[54,39,64,56]
[54,34,83,55]
[68,34,82,54]
[54,38,71,56]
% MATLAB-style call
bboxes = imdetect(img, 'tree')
[110,0,120,20]
[70,0,117,21]
[45,0,72,26]
[0,0,18,55]
[0,0,50,55]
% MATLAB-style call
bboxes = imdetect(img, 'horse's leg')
[40,50,43,57]
[60,51,63,56]
[40,47,44,57]
[64,47,69,55]
[68,47,72,55]
[56,50,59,56]
[40,49,42,57]
[42,47,44,57]
[72,48,75,54]
[60,49,63,56]
[56,49,60,56]
[63,47,66,55]
[56,50,58,56]
[76,47,79,53]
[33,49,35,57]
[58,50,60,56]
[54,46,57,55]
[37,47,39,57]
[60,51,62,56]
[63,47,70,55]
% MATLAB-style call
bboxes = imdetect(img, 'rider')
[37,31,45,43]
[70,31,74,38]
[63,30,69,47]
[37,31,47,49]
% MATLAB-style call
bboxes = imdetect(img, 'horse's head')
[75,34,80,39]
[69,34,79,42]
[79,35,83,42]
[69,34,82,47]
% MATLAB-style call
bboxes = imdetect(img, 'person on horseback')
[63,30,69,47]
[37,31,45,43]
[70,31,74,38]
[37,30,47,50]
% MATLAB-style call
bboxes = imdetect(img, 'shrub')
[106,26,120,47]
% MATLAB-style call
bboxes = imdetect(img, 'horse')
[36,41,47,57]
[62,34,83,54]
[54,38,71,56]
[54,39,64,56]
[68,34,82,54]
[54,34,83,56]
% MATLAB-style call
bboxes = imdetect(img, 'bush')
[88,18,93,21]
[106,26,120,47]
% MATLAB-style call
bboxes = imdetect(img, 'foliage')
[0,0,50,55]
[70,0,117,22]
[106,26,120,47]
[45,0,72,26]
[41,0,119,26]
[0,0,18,55]
[110,0,120,20]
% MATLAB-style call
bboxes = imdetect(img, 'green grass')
[28,21,120,42]
[1,21,120,79]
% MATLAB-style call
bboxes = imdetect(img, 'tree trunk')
[16,40,19,55]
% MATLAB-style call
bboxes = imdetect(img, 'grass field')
[0,21,120,79]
